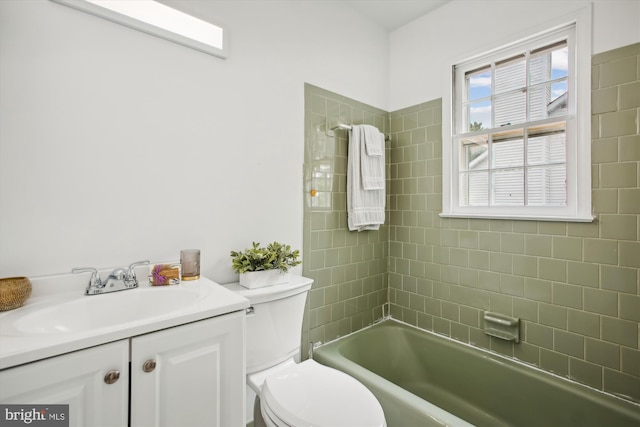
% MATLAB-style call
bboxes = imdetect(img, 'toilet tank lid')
[224,275,313,305]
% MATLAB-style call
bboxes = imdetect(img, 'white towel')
[360,125,385,190]
[347,125,385,231]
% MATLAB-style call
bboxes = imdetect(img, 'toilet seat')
[261,360,386,427]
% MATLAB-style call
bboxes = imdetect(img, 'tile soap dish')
[483,311,520,343]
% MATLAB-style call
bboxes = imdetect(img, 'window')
[51,0,227,59]
[442,9,592,222]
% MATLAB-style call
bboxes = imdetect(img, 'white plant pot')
[239,270,290,289]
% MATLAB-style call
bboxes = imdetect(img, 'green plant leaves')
[230,241,301,274]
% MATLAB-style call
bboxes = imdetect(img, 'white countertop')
[0,274,249,370]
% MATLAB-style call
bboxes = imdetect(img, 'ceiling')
[343,0,451,31]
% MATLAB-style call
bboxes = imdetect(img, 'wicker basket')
[0,276,32,311]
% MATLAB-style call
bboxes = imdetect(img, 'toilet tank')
[225,275,313,374]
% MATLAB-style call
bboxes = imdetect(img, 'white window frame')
[441,8,593,222]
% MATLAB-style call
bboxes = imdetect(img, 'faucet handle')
[72,267,103,288]
[127,260,150,278]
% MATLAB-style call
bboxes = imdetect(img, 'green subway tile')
[512,221,538,233]
[583,238,618,265]
[553,283,583,309]
[620,294,640,322]
[513,297,538,322]
[552,236,583,261]
[451,322,470,343]
[460,305,481,327]
[527,322,554,349]
[601,265,638,294]
[501,233,525,254]
[539,303,567,329]
[592,86,618,114]
[512,255,538,278]
[600,162,638,187]
[478,270,501,292]
[468,250,490,270]
[592,138,619,163]
[538,258,566,282]
[526,234,552,257]
[602,316,638,348]
[604,369,640,403]
[459,230,479,249]
[619,188,640,214]
[619,134,640,161]
[490,252,513,274]
[584,288,618,316]
[599,55,637,87]
[514,341,540,366]
[592,43,640,65]
[592,189,618,214]
[568,309,600,338]
[538,222,566,235]
[524,278,552,303]
[540,349,569,376]
[459,268,479,287]
[479,232,501,251]
[490,220,513,232]
[555,330,585,358]
[469,219,492,231]
[567,261,599,288]
[500,274,524,296]
[621,347,640,376]
[620,80,640,109]
[441,229,459,247]
[490,292,513,314]
[586,338,620,369]
[570,358,603,390]
[601,214,638,240]
[567,222,599,238]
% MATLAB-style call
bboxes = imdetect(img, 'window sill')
[439,212,596,223]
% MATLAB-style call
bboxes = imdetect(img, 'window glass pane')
[467,100,491,131]
[527,123,566,165]
[495,55,526,93]
[461,135,488,171]
[491,169,524,205]
[530,44,568,85]
[461,172,489,206]
[494,91,526,126]
[491,129,524,168]
[529,81,568,120]
[467,69,492,101]
[527,164,566,205]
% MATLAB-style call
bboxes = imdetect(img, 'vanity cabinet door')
[0,340,129,427]
[130,311,245,427]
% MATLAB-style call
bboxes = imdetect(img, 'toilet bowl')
[256,359,385,427]
[225,276,386,427]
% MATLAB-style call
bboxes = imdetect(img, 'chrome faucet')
[73,260,150,295]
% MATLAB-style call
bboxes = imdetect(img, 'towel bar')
[329,123,391,141]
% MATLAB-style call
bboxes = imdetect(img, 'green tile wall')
[302,43,639,402]
[388,43,639,402]
[302,84,389,357]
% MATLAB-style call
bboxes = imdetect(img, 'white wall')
[0,0,388,282]
[389,0,640,111]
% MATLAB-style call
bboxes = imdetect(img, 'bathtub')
[313,319,640,427]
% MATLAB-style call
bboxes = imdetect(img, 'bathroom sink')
[0,276,250,370]
[1,285,205,336]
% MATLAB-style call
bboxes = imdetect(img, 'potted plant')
[230,241,301,289]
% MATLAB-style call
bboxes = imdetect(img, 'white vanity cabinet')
[0,311,245,427]
[130,312,245,427]
[0,339,129,426]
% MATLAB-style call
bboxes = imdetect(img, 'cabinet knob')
[142,359,156,373]
[104,370,120,384]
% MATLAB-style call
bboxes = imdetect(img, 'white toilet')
[226,275,386,427]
